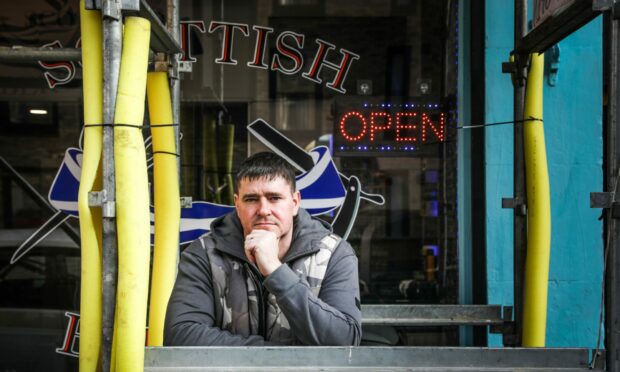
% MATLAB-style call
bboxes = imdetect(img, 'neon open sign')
[333,103,446,156]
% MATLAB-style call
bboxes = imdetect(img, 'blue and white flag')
[13,118,384,262]
[298,146,345,215]
[48,148,81,217]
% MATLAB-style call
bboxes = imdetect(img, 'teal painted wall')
[484,4,603,347]
[484,5,515,346]
[457,0,473,346]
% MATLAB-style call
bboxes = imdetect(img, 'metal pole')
[0,47,81,62]
[606,10,620,372]
[0,46,154,63]
[167,0,181,180]
[101,1,122,370]
[512,0,528,348]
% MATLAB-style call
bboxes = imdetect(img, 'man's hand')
[244,230,282,276]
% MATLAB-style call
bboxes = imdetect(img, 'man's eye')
[245,198,257,202]
[269,196,282,201]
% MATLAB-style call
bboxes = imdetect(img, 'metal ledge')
[85,0,181,54]
[361,305,504,326]
[515,0,600,54]
[145,347,598,371]
[127,0,182,54]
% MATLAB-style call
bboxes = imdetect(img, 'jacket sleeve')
[263,241,362,346]
[163,240,273,346]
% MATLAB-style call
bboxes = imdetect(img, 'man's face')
[234,176,300,240]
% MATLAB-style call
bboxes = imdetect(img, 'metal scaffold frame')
[0,1,182,371]
[605,6,620,371]
[93,1,182,370]
[0,0,614,370]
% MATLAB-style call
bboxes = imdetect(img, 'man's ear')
[292,190,301,216]
[233,193,240,209]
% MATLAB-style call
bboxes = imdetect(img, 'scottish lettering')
[180,20,206,62]
[55,312,80,358]
[38,40,77,89]
[208,21,359,93]
[37,20,359,94]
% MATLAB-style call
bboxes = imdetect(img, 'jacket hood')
[209,208,333,263]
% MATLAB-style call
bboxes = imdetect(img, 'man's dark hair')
[234,152,297,194]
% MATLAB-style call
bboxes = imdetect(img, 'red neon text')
[339,111,445,143]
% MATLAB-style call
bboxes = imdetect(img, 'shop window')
[187,1,460,321]
[272,0,325,17]
[0,0,460,350]
[181,0,458,330]
[0,243,80,310]
[0,101,59,136]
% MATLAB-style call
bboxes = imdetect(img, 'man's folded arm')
[164,242,270,346]
[264,243,362,346]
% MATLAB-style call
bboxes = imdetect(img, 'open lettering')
[339,111,445,144]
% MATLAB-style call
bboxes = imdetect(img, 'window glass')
[0,243,79,310]
[178,0,459,313]
[0,0,460,346]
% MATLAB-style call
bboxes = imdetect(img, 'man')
[164,152,361,346]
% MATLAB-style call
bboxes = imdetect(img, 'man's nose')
[257,198,271,216]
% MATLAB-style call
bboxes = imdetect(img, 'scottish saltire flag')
[48,148,81,217]
[41,141,347,246]
[298,146,345,215]
[14,118,374,263]
[43,146,347,244]
[154,202,234,245]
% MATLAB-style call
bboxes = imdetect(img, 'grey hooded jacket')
[163,208,362,346]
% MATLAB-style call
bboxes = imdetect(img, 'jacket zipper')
[244,263,267,339]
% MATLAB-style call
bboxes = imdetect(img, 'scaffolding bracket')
[501,61,516,74]
[502,197,527,216]
[502,53,528,88]
[178,61,193,73]
[89,190,116,218]
[85,0,139,12]
[489,306,517,346]
[102,0,122,20]
[589,192,620,218]
[590,192,614,208]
